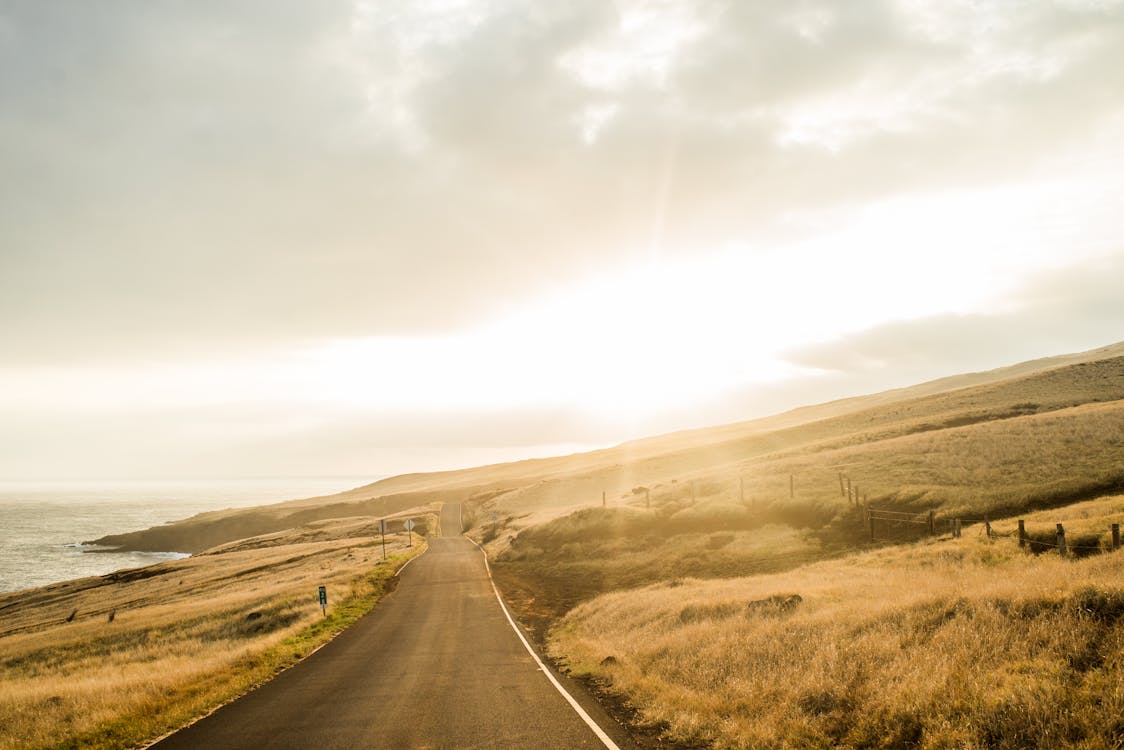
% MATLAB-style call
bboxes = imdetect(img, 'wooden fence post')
[1056,523,1066,556]
[954,519,962,538]
[1018,520,1026,548]
[985,515,991,539]
[602,491,606,508]
[1112,523,1120,551]
[839,473,845,497]
[645,488,651,510]
[928,510,935,536]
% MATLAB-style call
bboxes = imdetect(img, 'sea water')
[0,478,373,594]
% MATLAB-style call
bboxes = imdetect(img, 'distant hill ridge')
[92,340,1124,553]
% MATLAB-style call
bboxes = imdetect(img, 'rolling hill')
[94,340,1124,557]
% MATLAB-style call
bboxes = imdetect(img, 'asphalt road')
[151,504,634,750]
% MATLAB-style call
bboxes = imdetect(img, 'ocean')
[0,477,374,595]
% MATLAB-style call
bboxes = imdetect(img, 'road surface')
[151,504,634,749]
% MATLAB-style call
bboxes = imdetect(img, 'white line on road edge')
[467,537,623,750]
[394,547,424,577]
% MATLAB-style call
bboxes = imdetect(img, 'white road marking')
[467,536,623,750]
[394,548,424,577]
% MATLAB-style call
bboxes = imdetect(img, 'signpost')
[318,585,327,616]
[404,518,415,547]
[379,519,387,560]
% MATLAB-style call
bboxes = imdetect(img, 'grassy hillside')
[89,493,446,554]
[549,499,1124,749]
[98,344,1124,556]
[484,355,1124,639]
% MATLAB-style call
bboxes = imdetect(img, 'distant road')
[151,503,634,749]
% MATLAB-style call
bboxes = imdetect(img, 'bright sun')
[5,176,1114,429]
[296,175,1117,421]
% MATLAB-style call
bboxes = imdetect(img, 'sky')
[2,0,1123,480]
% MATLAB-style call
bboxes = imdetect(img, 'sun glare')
[3,176,1116,428]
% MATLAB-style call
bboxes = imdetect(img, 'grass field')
[487,395,1124,638]
[549,504,1124,749]
[0,514,432,750]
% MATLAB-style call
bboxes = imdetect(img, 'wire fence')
[863,505,1122,556]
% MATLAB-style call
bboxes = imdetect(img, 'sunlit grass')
[550,510,1124,749]
[486,399,1124,632]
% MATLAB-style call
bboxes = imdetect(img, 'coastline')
[0,477,375,595]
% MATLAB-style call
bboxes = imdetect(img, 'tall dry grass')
[550,503,1124,749]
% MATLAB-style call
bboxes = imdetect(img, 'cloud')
[784,251,1124,377]
[0,400,609,479]
[3,0,1124,366]
[2,1,1124,480]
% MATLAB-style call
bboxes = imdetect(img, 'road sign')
[318,585,327,616]
[403,519,415,531]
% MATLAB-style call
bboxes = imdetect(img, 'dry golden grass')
[710,399,1124,525]
[484,359,1123,652]
[550,503,1124,749]
[0,514,433,750]
[487,401,1124,632]
[1016,496,1124,545]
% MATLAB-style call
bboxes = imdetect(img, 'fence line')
[863,506,1120,557]
[616,476,1120,558]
